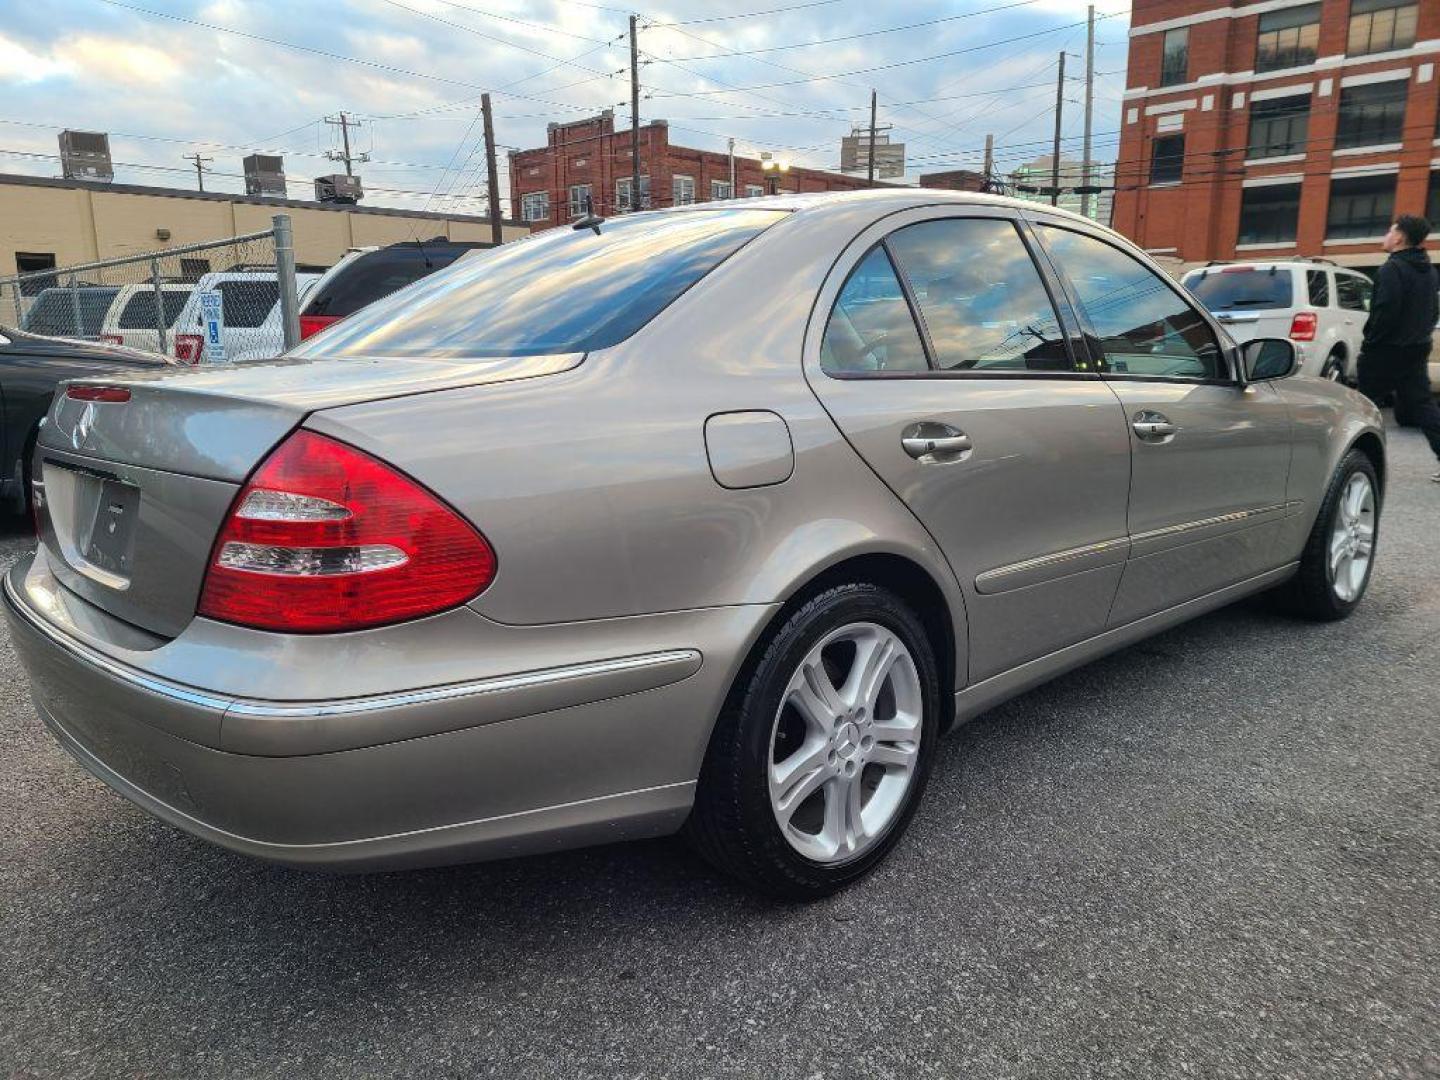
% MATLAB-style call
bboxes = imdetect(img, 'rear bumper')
[4,557,770,870]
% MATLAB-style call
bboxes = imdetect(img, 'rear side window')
[306,250,470,318]
[23,289,118,336]
[206,280,280,328]
[820,246,928,374]
[1307,270,1330,306]
[1336,274,1371,311]
[1184,267,1294,310]
[294,209,784,359]
[886,218,1071,372]
[1041,226,1225,381]
[117,290,189,329]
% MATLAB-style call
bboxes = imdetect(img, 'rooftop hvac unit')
[59,130,114,182]
[243,153,287,196]
[314,173,363,204]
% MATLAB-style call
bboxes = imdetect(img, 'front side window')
[1428,170,1440,223]
[1256,4,1321,72]
[520,191,549,223]
[1238,183,1301,245]
[293,208,784,360]
[1336,274,1373,311]
[117,290,189,329]
[1248,94,1310,158]
[1348,0,1417,55]
[568,184,593,218]
[885,218,1071,372]
[819,246,929,374]
[673,175,696,206]
[1327,174,1397,238]
[1307,270,1331,307]
[1039,225,1225,381]
[1150,134,1185,184]
[1160,27,1190,87]
[1335,81,1408,148]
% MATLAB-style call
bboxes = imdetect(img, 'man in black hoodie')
[1357,214,1440,482]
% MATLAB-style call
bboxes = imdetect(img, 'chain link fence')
[0,214,303,363]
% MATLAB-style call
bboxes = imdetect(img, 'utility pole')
[867,89,878,187]
[982,134,994,193]
[1081,4,1096,220]
[324,112,368,176]
[728,137,736,195]
[183,152,212,192]
[1051,51,1066,207]
[629,14,641,211]
[481,93,502,245]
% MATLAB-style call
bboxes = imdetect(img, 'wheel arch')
[1349,429,1386,496]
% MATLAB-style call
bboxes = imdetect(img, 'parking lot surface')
[1,424,1437,1080]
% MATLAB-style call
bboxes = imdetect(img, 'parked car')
[0,324,172,517]
[298,239,492,341]
[19,286,121,340]
[98,283,193,355]
[1182,260,1373,382]
[4,192,1386,899]
[170,271,320,363]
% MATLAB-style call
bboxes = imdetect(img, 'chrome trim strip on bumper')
[4,570,701,724]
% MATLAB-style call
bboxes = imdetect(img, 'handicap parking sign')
[199,290,226,363]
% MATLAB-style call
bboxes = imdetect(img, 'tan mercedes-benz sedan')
[4,191,1385,898]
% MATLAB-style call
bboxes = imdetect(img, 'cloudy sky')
[0,0,1132,213]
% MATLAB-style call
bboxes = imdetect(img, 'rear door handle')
[901,422,972,462]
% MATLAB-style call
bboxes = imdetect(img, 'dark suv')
[298,239,492,340]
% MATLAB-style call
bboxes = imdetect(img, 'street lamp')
[760,151,790,195]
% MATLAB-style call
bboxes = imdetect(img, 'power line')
[646,0,844,27]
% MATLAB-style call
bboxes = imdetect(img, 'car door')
[804,208,1133,683]
[1031,221,1294,626]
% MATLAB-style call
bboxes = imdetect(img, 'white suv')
[1182,260,1373,383]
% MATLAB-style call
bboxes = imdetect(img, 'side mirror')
[1242,338,1299,382]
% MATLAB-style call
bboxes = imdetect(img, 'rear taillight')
[299,314,341,340]
[100,334,124,346]
[197,430,495,632]
[67,385,131,402]
[174,334,204,364]
[1289,312,1318,342]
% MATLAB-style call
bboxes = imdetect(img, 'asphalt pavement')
[1,423,1437,1080]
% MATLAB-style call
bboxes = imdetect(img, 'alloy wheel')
[1329,471,1375,602]
[767,622,923,864]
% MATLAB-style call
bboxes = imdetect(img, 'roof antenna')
[572,192,604,235]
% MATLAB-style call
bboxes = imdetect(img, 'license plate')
[82,477,141,581]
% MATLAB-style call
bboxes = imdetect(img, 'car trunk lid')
[34,352,581,637]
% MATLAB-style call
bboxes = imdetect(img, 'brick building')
[508,111,873,226]
[1113,0,1440,272]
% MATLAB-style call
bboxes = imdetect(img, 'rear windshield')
[22,288,118,336]
[1185,268,1293,311]
[306,247,481,318]
[194,280,280,328]
[118,289,190,329]
[293,209,785,359]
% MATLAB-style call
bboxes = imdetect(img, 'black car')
[1,325,172,518]
[297,238,492,340]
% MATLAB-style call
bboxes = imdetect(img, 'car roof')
[671,186,1102,226]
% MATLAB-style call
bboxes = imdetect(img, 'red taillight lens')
[174,334,203,364]
[299,314,341,340]
[197,430,496,632]
[1289,311,1318,342]
[66,385,131,402]
[100,333,124,346]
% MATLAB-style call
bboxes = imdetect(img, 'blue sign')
[199,290,226,362]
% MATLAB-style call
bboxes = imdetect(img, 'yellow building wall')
[1,180,528,278]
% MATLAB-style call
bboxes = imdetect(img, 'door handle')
[901,422,972,462]
[1131,412,1178,442]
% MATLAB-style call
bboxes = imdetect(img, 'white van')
[171,271,320,363]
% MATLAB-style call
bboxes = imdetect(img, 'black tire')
[686,582,941,900]
[1320,350,1347,384]
[1277,448,1380,621]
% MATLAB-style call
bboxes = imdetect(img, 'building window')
[1238,184,1301,244]
[1247,94,1310,158]
[1335,80,1408,149]
[1428,171,1440,223]
[1160,28,1190,87]
[745,184,765,198]
[1348,0,1417,56]
[15,252,57,296]
[711,179,733,200]
[1326,174,1397,239]
[672,174,696,206]
[1150,134,1185,184]
[1256,4,1321,72]
[568,184,593,218]
[520,191,549,223]
[615,176,651,211]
